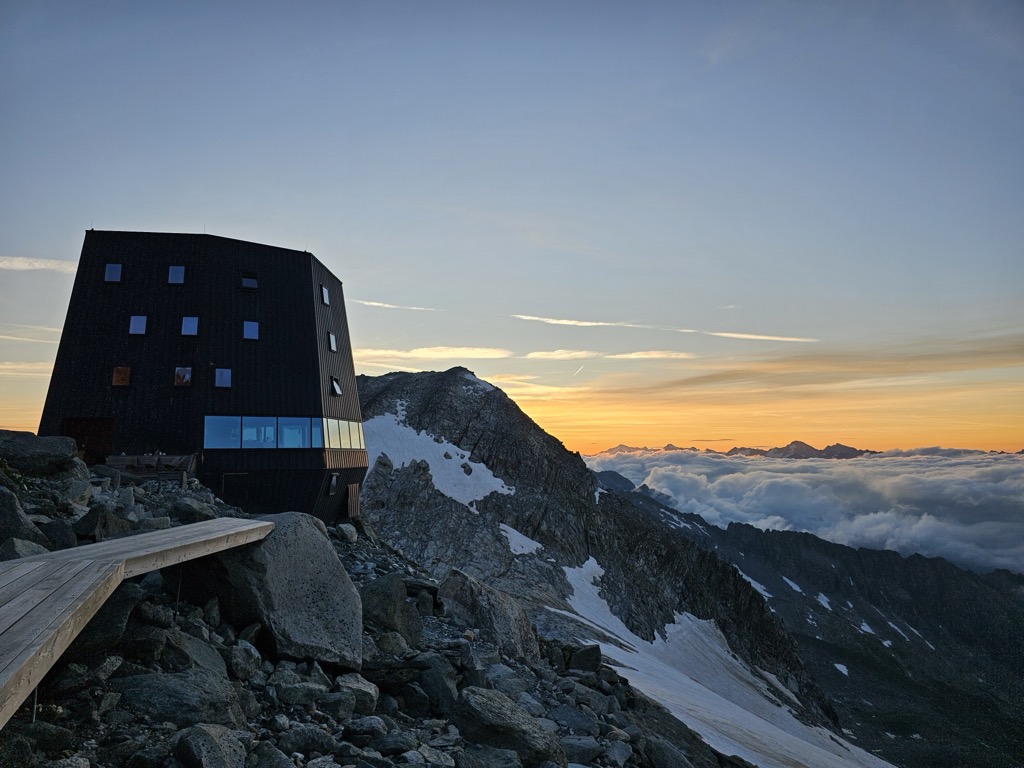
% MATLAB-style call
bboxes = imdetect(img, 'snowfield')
[552,558,893,768]
[363,407,514,506]
[500,523,543,555]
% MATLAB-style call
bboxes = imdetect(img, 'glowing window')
[105,264,122,282]
[243,320,259,340]
[181,316,198,335]
[168,265,185,284]
[129,316,147,335]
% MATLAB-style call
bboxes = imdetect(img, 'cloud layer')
[585,448,1024,574]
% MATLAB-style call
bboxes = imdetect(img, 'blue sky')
[2,1,1022,451]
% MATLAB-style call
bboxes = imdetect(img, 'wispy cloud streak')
[0,361,53,376]
[355,346,512,360]
[354,299,439,312]
[525,350,602,360]
[510,313,814,342]
[0,257,77,273]
[0,334,59,344]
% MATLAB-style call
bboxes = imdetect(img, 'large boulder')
[172,723,246,768]
[0,430,79,477]
[0,487,49,547]
[109,668,246,728]
[439,569,540,663]
[453,687,565,767]
[173,512,362,669]
[360,571,422,647]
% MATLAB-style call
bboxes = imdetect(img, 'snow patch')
[461,371,495,391]
[887,621,910,641]
[816,593,832,611]
[499,523,543,555]
[595,487,607,504]
[859,621,876,635]
[363,411,515,505]
[551,558,892,768]
[882,639,893,648]
[736,568,773,600]
[782,576,803,594]
[834,663,849,676]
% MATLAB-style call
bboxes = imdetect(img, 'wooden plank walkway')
[0,517,273,729]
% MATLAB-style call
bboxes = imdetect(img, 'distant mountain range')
[600,440,879,458]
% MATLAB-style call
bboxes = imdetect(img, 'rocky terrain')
[0,428,753,768]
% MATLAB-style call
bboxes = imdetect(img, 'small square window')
[129,315,147,335]
[181,316,198,335]
[241,272,258,290]
[112,367,130,386]
[328,332,337,352]
[174,367,192,386]
[168,265,185,284]
[243,320,259,340]
[105,263,122,282]
[330,376,342,396]
[321,285,330,305]
[215,368,232,388]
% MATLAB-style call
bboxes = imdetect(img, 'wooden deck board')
[0,517,274,729]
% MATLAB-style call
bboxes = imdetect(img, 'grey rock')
[546,704,600,737]
[560,736,602,764]
[335,673,380,715]
[455,745,524,768]
[277,724,342,757]
[642,736,695,768]
[361,571,423,647]
[110,668,246,728]
[370,730,418,755]
[72,506,132,540]
[337,523,358,542]
[604,740,633,768]
[226,640,262,681]
[376,630,411,657]
[568,645,601,673]
[172,496,218,523]
[246,741,294,768]
[173,723,246,768]
[417,652,459,715]
[174,512,363,668]
[0,486,49,547]
[65,582,143,661]
[438,570,540,664]
[319,689,356,720]
[5,720,77,757]
[346,715,388,739]
[92,464,122,489]
[0,430,78,476]
[275,680,327,706]
[0,537,48,560]
[39,518,77,550]
[485,664,534,700]
[453,687,565,767]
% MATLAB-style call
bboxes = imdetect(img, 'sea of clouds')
[584,447,1024,574]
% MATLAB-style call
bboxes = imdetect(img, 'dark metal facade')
[39,230,368,523]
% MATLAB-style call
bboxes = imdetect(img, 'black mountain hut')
[38,230,369,523]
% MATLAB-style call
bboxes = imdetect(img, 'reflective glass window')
[339,420,353,449]
[328,332,337,352]
[279,417,311,448]
[328,473,339,496]
[182,316,198,335]
[215,368,231,388]
[105,263,122,282]
[204,416,240,448]
[354,422,365,449]
[174,367,192,386]
[321,285,330,305]
[242,416,276,448]
[330,376,342,396]
[168,265,185,284]
[241,272,258,289]
[312,418,325,448]
[243,320,259,340]
[129,315,147,335]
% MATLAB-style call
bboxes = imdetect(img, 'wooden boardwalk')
[0,517,274,729]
